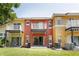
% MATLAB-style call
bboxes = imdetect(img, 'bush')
[54,43,61,48]
[62,43,75,50]
[0,39,1,45]
[0,39,9,47]
[0,39,3,47]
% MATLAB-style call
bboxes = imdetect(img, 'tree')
[0,3,20,25]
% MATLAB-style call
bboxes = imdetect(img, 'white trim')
[53,25,65,28]
[53,13,79,16]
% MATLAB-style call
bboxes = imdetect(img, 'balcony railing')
[31,29,47,32]
[66,20,79,28]
[6,25,22,31]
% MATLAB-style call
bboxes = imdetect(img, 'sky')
[14,3,79,18]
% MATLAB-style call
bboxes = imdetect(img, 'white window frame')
[31,22,44,29]
[14,23,21,30]
[55,17,64,25]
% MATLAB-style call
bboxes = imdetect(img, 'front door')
[34,36,43,46]
[39,37,43,45]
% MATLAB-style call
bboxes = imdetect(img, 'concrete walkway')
[74,46,79,50]
[31,46,47,48]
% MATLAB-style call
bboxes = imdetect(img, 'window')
[14,23,21,30]
[32,22,44,29]
[56,17,64,25]
[26,21,30,26]
[67,18,79,27]
[39,22,43,29]
[34,23,39,29]
[57,20,62,25]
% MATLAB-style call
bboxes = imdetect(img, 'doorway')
[11,37,21,47]
[34,36,43,46]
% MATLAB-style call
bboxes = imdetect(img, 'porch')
[65,27,79,46]
[5,30,23,47]
[31,31,48,47]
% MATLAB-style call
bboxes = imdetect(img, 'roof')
[14,17,51,20]
[53,12,79,17]
[25,17,51,20]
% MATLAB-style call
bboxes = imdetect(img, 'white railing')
[31,23,47,29]
[6,24,22,31]
[66,20,79,28]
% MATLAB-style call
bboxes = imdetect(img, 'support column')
[19,30,21,47]
[71,28,73,43]
[4,31,7,47]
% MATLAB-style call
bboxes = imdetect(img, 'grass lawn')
[0,48,79,56]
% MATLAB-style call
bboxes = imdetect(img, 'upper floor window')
[31,22,44,29]
[14,23,21,30]
[55,17,64,25]
[26,21,30,26]
[67,18,79,27]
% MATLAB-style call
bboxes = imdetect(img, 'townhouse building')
[0,13,79,48]
[53,13,79,47]
[0,18,25,47]
[24,18,53,47]
[0,18,53,47]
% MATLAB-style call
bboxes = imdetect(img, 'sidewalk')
[74,46,79,50]
[31,46,47,48]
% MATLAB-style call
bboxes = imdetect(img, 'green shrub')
[0,39,4,47]
[0,39,2,46]
[0,39,9,47]
[54,43,61,48]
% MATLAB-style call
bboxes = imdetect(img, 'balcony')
[65,20,79,43]
[66,20,79,31]
[5,24,23,33]
[6,24,22,31]
[31,22,47,32]
[66,20,79,28]
[31,29,47,32]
